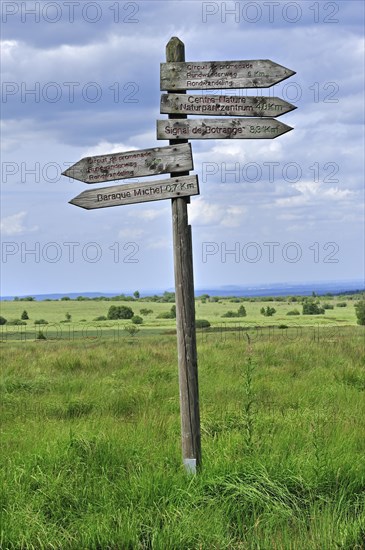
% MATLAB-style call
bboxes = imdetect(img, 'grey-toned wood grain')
[69,175,199,209]
[166,37,201,473]
[160,93,296,117]
[161,60,296,91]
[157,118,293,139]
[62,143,193,184]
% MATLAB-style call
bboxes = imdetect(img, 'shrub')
[21,310,29,320]
[222,311,239,318]
[302,301,325,315]
[157,311,174,319]
[260,306,276,317]
[157,305,176,319]
[36,331,47,340]
[7,319,27,326]
[278,324,288,329]
[0,316,7,325]
[354,301,365,325]
[140,308,153,316]
[287,309,300,316]
[93,315,107,321]
[132,315,143,325]
[323,303,334,310]
[195,319,211,328]
[336,302,347,307]
[124,324,140,337]
[222,304,246,318]
[34,319,49,325]
[157,311,168,319]
[107,305,134,320]
[238,305,246,317]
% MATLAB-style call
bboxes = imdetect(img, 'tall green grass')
[1,329,364,548]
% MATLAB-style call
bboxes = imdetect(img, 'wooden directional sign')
[160,60,295,91]
[69,175,199,210]
[157,118,292,140]
[161,94,296,118]
[62,143,193,184]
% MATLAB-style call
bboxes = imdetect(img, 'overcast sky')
[1,0,364,296]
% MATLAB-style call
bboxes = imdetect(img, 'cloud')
[190,198,246,227]
[274,180,355,207]
[1,0,364,294]
[118,228,145,240]
[0,211,38,236]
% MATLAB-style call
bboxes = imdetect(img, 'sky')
[1,0,364,296]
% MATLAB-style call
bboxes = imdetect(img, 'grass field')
[0,295,361,340]
[1,296,364,548]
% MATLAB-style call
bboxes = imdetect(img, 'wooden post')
[166,37,201,473]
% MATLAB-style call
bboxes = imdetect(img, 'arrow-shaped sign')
[62,143,193,184]
[161,94,296,117]
[157,118,293,140]
[69,175,199,210]
[160,60,296,91]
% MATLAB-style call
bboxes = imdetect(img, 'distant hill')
[1,280,364,301]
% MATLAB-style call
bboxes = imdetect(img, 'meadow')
[0,295,364,549]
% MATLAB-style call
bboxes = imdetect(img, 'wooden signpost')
[69,175,199,209]
[62,143,193,184]
[161,94,296,118]
[62,36,295,475]
[157,118,292,140]
[157,40,295,474]
[160,59,295,91]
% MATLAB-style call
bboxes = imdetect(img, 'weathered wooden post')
[166,37,201,473]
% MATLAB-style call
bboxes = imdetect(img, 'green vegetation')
[260,306,276,317]
[124,324,140,337]
[157,305,176,320]
[131,315,143,325]
[140,308,153,316]
[287,309,300,316]
[222,305,247,318]
[195,319,211,329]
[107,305,134,320]
[0,317,364,548]
[355,301,365,325]
[303,300,325,315]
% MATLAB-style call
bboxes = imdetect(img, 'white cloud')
[189,198,246,227]
[118,228,145,240]
[274,180,354,207]
[130,207,168,221]
[0,211,38,236]
[83,141,138,158]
